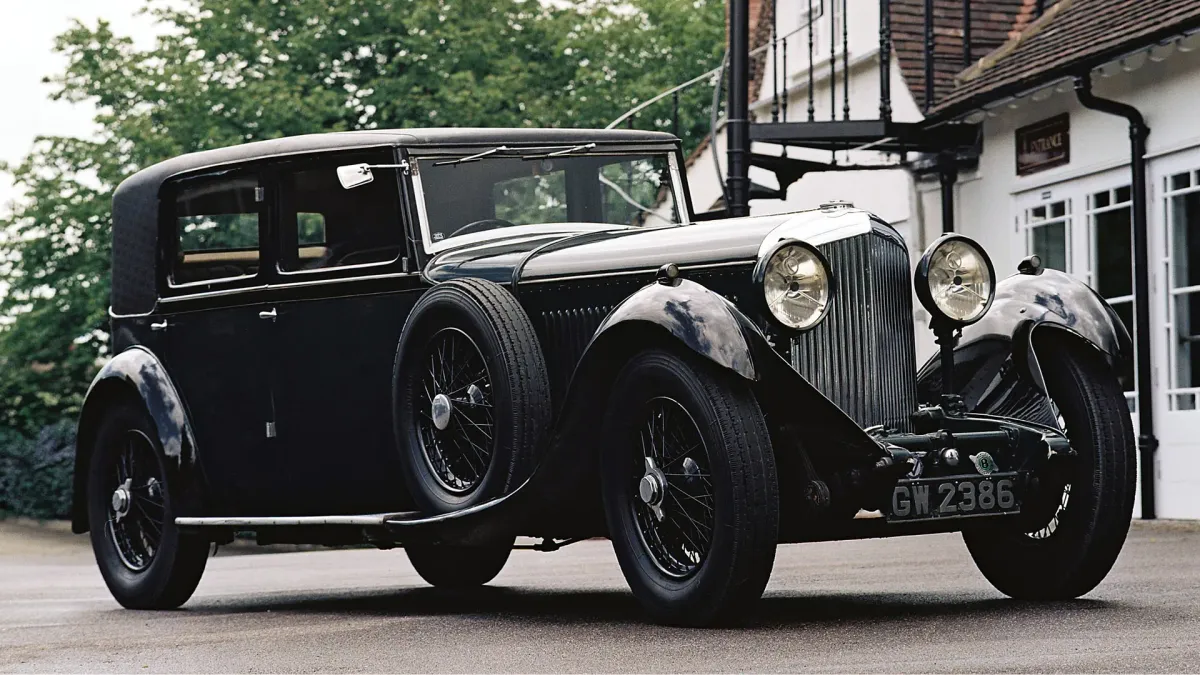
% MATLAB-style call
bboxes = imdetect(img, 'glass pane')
[1111,299,1136,393]
[1030,221,1067,271]
[1171,172,1192,192]
[1094,207,1133,298]
[1029,205,1047,222]
[1172,191,1200,288]
[1176,293,1200,389]
[173,176,260,284]
[1050,201,1067,218]
[1092,191,1110,209]
[494,171,569,225]
[1115,185,1132,204]
[283,162,403,271]
[599,158,679,227]
[1176,394,1196,411]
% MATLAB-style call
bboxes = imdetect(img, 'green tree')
[0,0,724,436]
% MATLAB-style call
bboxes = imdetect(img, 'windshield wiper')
[524,143,597,160]
[433,146,509,167]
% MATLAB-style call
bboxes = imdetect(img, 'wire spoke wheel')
[415,327,495,494]
[1027,400,1072,540]
[106,430,166,573]
[631,396,715,579]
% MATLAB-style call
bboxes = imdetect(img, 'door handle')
[258,308,278,321]
[150,320,168,332]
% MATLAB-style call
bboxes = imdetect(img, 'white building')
[682,0,1200,518]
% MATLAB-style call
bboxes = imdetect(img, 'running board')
[175,513,418,527]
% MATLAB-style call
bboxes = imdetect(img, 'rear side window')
[171,175,262,286]
[279,156,404,273]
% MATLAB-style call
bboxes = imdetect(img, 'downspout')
[727,0,751,217]
[1074,73,1157,519]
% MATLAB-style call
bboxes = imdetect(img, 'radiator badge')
[969,452,996,476]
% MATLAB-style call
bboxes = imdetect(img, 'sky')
[0,0,161,211]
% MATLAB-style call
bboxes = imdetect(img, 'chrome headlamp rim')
[915,234,996,326]
[751,239,836,332]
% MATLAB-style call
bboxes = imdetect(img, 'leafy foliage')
[0,0,724,439]
[0,421,76,520]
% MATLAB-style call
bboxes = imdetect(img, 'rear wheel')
[87,400,209,609]
[405,539,514,588]
[964,338,1135,599]
[601,348,778,626]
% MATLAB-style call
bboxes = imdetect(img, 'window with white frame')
[1023,199,1071,273]
[1165,168,1200,411]
[1086,184,1137,408]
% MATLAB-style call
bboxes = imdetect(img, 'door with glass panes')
[1153,152,1200,451]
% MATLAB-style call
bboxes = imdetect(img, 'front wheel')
[964,337,1136,599]
[601,348,779,627]
[87,400,210,609]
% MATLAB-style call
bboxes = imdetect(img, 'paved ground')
[1,520,1199,673]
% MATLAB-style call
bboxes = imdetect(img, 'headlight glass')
[763,244,831,330]
[924,239,993,323]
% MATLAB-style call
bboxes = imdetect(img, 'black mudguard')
[72,346,204,533]
[917,269,1131,419]
[386,278,882,544]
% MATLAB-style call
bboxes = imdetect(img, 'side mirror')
[337,163,375,190]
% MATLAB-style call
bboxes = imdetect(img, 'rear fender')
[72,346,203,533]
[917,269,1131,413]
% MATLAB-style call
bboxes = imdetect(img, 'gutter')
[1073,73,1157,519]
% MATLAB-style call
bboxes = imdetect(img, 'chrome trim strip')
[175,513,415,527]
[519,259,753,285]
[157,269,418,304]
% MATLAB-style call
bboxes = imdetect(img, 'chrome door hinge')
[255,186,265,203]
[265,421,277,438]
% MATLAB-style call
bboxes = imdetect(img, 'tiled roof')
[891,0,1027,111]
[928,0,1200,119]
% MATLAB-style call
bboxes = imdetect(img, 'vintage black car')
[75,128,1135,626]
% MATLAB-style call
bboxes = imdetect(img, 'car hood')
[423,206,889,284]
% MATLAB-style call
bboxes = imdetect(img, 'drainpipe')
[938,151,958,233]
[727,0,751,217]
[1074,73,1157,519]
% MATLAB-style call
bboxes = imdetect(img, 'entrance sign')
[1016,114,1070,176]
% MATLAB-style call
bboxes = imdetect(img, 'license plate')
[888,472,1021,522]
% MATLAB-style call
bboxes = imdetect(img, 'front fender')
[918,269,1131,411]
[73,346,202,532]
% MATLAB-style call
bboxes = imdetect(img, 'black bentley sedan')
[76,128,1135,626]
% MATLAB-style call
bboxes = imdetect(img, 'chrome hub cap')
[111,480,132,522]
[638,458,667,521]
[431,393,453,431]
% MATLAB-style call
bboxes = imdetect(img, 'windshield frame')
[408,147,690,255]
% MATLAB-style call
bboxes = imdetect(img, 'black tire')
[600,348,779,626]
[393,278,550,514]
[87,400,209,609]
[405,539,514,588]
[963,337,1136,600]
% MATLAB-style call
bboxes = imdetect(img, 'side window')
[280,157,404,272]
[171,175,262,286]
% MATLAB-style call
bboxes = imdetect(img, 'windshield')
[414,151,682,250]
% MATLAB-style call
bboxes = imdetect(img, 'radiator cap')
[819,199,854,212]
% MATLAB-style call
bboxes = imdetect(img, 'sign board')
[1016,114,1070,176]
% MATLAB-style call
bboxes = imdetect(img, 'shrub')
[0,420,76,520]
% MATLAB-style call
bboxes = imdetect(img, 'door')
[159,170,278,515]
[1154,155,1200,467]
[268,151,421,515]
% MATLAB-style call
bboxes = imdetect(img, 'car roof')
[108,128,678,315]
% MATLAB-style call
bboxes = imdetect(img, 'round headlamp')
[754,241,833,331]
[915,234,996,325]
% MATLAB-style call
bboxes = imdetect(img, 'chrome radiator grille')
[791,230,919,431]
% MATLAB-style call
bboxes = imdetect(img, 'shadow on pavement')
[175,584,1122,629]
